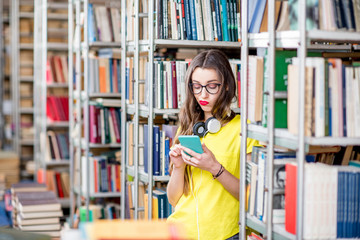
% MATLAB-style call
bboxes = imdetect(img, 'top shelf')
[247,124,360,151]
[248,30,360,48]
[127,39,241,50]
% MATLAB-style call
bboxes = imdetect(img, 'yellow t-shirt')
[167,115,259,240]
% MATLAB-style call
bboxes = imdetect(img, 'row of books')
[44,131,69,161]
[87,4,121,42]
[79,203,121,221]
[125,56,147,105]
[143,124,178,177]
[155,0,240,42]
[248,51,360,138]
[89,104,121,144]
[11,183,63,238]
[126,122,177,177]
[46,96,69,122]
[285,162,360,238]
[37,169,70,199]
[125,182,173,219]
[46,55,69,84]
[81,156,121,194]
[140,59,240,110]
[288,58,360,138]
[246,146,360,225]
[289,0,360,32]
[88,49,121,94]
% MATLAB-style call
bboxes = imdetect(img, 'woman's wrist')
[210,162,222,176]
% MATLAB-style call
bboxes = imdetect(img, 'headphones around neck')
[193,117,221,138]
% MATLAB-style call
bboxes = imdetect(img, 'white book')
[19,223,61,231]
[354,67,360,137]
[110,8,121,42]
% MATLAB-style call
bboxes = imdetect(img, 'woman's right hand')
[169,144,186,169]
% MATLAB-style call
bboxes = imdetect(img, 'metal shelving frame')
[0,0,4,148]
[70,0,123,224]
[239,0,360,239]
[34,0,70,208]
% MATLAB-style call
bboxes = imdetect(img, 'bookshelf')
[122,0,242,221]
[240,0,360,239]
[33,0,70,208]
[69,0,123,225]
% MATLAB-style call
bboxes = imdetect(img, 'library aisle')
[0,0,359,239]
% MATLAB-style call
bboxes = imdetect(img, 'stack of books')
[11,182,63,238]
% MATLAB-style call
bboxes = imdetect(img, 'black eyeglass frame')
[188,83,222,95]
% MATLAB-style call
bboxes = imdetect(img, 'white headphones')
[192,117,221,137]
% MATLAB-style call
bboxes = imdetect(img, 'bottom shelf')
[246,213,295,240]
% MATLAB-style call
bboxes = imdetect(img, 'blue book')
[188,0,197,40]
[143,125,160,176]
[249,0,266,33]
[220,0,229,41]
[342,65,347,137]
[88,4,97,42]
[144,125,149,174]
[183,0,192,40]
[153,189,167,219]
[109,59,113,93]
[164,138,170,176]
[117,60,121,93]
[337,171,344,238]
[99,158,109,192]
[153,125,161,176]
[213,0,223,41]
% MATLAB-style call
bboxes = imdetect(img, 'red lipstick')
[199,100,209,106]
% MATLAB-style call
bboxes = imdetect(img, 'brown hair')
[171,49,236,195]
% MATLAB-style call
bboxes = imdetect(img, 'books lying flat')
[18,198,61,212]
[15,191,57,201]
[19,210,63,219]
[19,223,61,231]
[17,216,60,226]
[11,182,47,194]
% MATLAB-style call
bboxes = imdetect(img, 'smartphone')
[178,135,204,156]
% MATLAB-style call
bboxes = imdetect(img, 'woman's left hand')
[181,143,221,175]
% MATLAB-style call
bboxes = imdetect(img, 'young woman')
[166,49,259,240]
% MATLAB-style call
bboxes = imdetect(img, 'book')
[18,198,61,213]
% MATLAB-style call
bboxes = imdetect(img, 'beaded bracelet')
[213,164,225,180]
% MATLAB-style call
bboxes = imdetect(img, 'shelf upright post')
[0,0,3,147]
[239,0,249,238]
[68,0,75,227]
[33,0,43,181]
[83,0,90,221]
[133,0,140,220]
[41,0,48,181]
[147,0,155,220]
[120,0,127,219]
[297,0,307,238]
[75,0,82,215]
[10,0,19,153]
[266,0,276,238]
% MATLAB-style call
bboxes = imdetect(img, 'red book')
[109,108,120,143]
[237,71,241,107]
[171,61,178,109]
[55,172,64,198]
[285,163,297,234]
[89,105,98,143]
[107,165,112,192]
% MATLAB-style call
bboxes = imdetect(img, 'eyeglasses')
[189,83,222,95]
